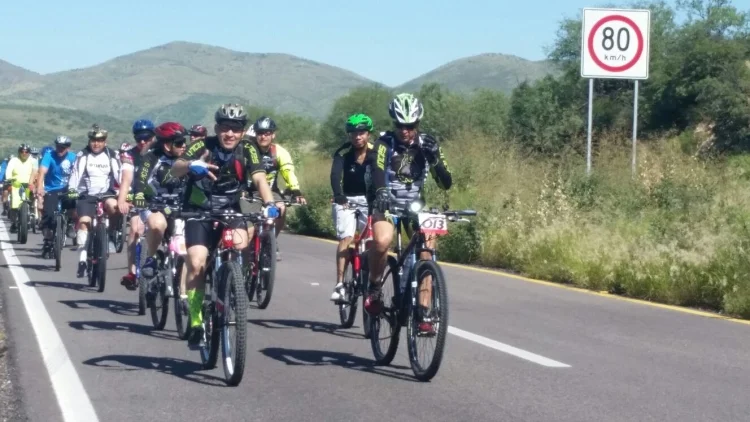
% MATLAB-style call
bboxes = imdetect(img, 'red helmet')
[189,124,207,137]
[154,122,188,142]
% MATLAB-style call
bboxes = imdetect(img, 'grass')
[285,132,750,319]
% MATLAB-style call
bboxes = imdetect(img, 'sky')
[1,0,746,86]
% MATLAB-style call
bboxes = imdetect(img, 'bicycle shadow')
[25,280,94,292]
[82,354,226,387]
[248,318,365,340]
[68,320,178,341]
[2,263,55,272]
[259,347,416,382]
[59,299,140,316]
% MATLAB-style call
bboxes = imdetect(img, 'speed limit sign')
[581,8,651,79]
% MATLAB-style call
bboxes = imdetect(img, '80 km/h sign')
[581,8,651,79]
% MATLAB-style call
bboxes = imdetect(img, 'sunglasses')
[217,123,245,133]
[394,122,418,130]
[172,141,186,148]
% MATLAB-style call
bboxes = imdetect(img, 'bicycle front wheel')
[218,260,248,386]
[172,255,190,340]
[406,259,449,382]
[54,214,64,271]
[150,252,170,330]
[255,230,276,309]
[17,202,28,244]
[370,255,401,365]
[95,221,108,292]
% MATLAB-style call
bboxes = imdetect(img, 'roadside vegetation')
[286,0,750,318]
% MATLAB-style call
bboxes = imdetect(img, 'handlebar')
[389,202,478,223]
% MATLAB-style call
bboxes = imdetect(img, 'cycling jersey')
[40,150,77,193]
[331,141,373,198]
[247,141,300,195]
[179,136,264,210]
[5,156,38,184]
[68,147,134,196]
[0,159,8,182]
[135,148,184,199]
[365,131,451,205]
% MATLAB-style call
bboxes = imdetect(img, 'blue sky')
[1,0,742,86]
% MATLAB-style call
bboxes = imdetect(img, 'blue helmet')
[132,119,155,137]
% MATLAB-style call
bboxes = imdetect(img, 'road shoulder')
[0,277,27,422]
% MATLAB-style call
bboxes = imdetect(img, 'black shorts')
[184,207,248,249]
[42,190,75,227]
[76,190,116,219]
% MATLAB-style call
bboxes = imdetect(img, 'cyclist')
[5,145,39,233]
[35,136,76,259]
[119,120,156,287]
[362,93,453,335]
[124,122,188,289]
[329,113,374,302]
[246,116,306,260]
[170,103,279,345]
[0,155,9,215]
[67,124,134,277]
[188,124,207,145]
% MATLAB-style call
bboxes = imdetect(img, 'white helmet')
[388,93,424,124]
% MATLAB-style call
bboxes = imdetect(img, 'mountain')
[398,53,558,95]
[0,43,557,131]
[0,41,377,122]
[0,60,41,93]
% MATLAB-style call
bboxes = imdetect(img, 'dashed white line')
[0,219,99,421]
[448,326,571,368]
[310,282,320,286]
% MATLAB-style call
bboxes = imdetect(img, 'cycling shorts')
[331,195,368,240]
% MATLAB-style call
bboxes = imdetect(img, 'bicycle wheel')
[54,214,64,271]
[369,255,401,365]
[113,214,125,253]
[218,260,248,386]
[172,255,190,340]
[95,222,108,292]
[361,258,371,339]
[17,202,28,244]
[137,240,148,315]
[150,251,170,330]
[200,269,220,370]
[255,230,276,309]
[338,249,358,329]
[406,259,449,382]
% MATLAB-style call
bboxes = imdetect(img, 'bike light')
[409,201,423,213]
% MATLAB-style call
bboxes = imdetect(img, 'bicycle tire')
[18,202,28,244]
[369,255,401,365]
[218,260,248,386]
[338,257,358,329]
[137,240,148,315]
[200,269,220,370]
[407,259,449,382]
[172,255,190,340]
[150,252,170,330]
[54,214,64,272]
[361,258,371,339]
[255,230,276,309]
[95,222,107,292]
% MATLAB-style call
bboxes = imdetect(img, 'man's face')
[56,145,69,157]
[214,121,244,150]
[394,122,418,144]
[18,150,30,161]
[89,137,106,153]
[134,132,155,152]
[255,130,275,149]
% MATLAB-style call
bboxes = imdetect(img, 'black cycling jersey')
[330,141,372,198]
[134,148,184,199]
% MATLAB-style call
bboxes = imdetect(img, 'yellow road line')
[295,233,750,326]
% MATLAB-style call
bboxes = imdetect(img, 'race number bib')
[418,212,448,236]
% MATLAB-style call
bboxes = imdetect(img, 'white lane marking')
[0,220,99,421]
[8,286,18,289]
[448,326,571,368]
[310,282,319,286]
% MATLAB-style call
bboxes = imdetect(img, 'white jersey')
[68,147,133,195]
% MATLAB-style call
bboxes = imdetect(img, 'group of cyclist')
[2,91,451,342]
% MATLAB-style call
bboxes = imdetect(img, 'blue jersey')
[0,160,7,182]
[40,150,77,193]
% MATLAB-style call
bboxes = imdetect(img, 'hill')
[0,60,41,93]
[0,41,377,122]
[0,103,131,151]
[398,53,557,95]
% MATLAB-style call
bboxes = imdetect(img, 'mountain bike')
[14,183,31,244]
[177,207,254,386]
[368,201,476,381]
[333,201,373,337]
[80,193,117,292]
[244,198,296,310]
[51,194,70,272]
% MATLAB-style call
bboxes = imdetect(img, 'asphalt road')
[2,218,750,422]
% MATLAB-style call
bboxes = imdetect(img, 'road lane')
[2,224,750,422]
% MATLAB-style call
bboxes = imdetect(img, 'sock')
[186,288,204,328]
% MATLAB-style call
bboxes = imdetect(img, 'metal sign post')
[581,7,651,176]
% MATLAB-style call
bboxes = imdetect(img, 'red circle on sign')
[587,14,644,72]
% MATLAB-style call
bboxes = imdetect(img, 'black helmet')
[214,104,248,126]
[253,116,277,132]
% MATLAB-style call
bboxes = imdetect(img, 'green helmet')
[388,93,424,124]
[345,113,373,133]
